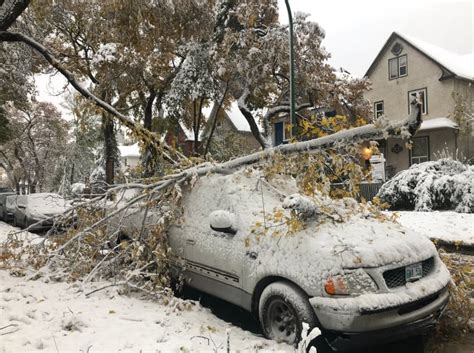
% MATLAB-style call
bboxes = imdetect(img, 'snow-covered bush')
[377,159,473,213]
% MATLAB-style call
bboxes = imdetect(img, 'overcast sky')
[278,0,473,77]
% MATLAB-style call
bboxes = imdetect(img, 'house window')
[410,136,430,165]
[389,54,408,80]
[408,88,427,115]
[374,101,384,118]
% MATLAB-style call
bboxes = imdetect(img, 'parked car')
[0,187,14,193]
[3,194,18,223]
[13,193,72,231]
[0,191,16,221]
[110,170,451,350]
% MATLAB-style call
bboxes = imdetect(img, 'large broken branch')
[0,31,187,165]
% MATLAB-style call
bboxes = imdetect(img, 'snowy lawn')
[0,222,290,353]
[391,211,474,246]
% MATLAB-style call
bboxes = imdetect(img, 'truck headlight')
[324,269,378,296]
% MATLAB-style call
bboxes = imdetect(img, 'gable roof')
[365,32,474,82]
[203,101,264,133]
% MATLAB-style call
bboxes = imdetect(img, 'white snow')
[71,182,86,195]
[392,211,474,246]
[396,32,474,81]
[0,270,288,353]
[202,101,264,133]
[419,117,458,131]
[377,159,473,213]
[92,43,118,64]
[0,221,290,352]
[118,143,140,158]
[227,101,252,132]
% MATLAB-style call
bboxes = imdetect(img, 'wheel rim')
[266,298,298,343]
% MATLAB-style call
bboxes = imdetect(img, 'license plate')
[405,262,423,282]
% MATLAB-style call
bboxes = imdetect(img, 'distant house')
[164,123,202,157]
[164,102,261,157]
[365,32,473,178]
[118,143,140,171]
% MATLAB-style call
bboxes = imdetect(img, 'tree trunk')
[239,106,267,149]
[102,112,115,186]
[70,163,75,184]
[144,89,156,131]
[204,84,228,155]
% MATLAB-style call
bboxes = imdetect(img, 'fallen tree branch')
[164,99,422,181]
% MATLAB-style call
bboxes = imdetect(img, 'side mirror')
[209,210,237,235]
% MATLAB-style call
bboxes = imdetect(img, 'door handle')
[186,239,196,245]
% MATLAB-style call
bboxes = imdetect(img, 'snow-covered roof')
[118,143,140,158]
[419,117,458,131]
[226,101,251,132]
[395,32,474,81]
[203,101,263,133]
[179,123,204,142]
[366,32,474,82]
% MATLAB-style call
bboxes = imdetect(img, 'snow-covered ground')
[0,221,289,353]
[0,271,289,353]
[392,211,474,246]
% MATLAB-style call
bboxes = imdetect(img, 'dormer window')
[389,54,408,80]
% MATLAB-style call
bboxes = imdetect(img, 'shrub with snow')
[377,159,473,213]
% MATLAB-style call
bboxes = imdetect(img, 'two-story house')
[365,32,473,177]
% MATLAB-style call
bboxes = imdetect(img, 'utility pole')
[284,0,296,138]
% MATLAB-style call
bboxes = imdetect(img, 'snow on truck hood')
[303,218,438,269]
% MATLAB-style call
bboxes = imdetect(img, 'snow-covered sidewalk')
[392,211,474,247]
[0,221,289,352]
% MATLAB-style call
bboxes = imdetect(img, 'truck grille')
[383,257,435,289]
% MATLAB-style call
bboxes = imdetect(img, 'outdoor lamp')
[362,147,373,160]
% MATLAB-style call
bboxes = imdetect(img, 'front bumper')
[309,261,451,350]
[324,297,447,351]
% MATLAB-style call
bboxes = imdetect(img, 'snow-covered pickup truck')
[110,170,451,351]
